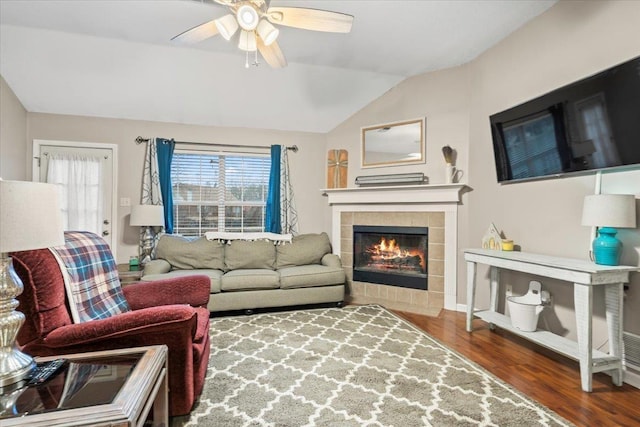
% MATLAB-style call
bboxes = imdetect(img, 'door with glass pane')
[35,142,115,249]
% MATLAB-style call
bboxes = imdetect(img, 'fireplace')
[353,225,428,290]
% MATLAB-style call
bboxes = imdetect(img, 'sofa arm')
[123,275,210,309]
[321,253,342,268]
[143,259,172,275]
[44,305,198,347]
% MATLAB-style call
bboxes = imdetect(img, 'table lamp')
[0,180,64,386]
[581,194,637,266]
[130,204,164,266]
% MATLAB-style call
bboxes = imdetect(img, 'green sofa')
[142,232,346,313]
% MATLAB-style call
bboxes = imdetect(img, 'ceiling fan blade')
[171,20,219,44]
[257,39,287,68]
[266,7,353,33]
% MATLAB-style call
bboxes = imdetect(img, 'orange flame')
[370,237,426,270]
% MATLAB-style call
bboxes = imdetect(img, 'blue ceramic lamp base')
[592,227,622,266]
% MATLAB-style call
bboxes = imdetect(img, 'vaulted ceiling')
[0,0,556,133]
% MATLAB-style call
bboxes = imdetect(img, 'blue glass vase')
[592,227,622,266]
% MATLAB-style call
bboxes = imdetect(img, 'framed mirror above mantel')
[361,118,425,168]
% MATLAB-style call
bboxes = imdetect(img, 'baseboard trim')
[624,368,640,389]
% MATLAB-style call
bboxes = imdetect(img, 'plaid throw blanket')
[50,231,130,323]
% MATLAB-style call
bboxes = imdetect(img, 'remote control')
[27,358,67,386]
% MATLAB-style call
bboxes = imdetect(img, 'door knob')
[103,219,110,225]
[102,230,110,236]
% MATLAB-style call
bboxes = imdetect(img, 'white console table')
[464,248,639,392]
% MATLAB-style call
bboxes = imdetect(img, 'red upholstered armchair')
[11,247,211,417]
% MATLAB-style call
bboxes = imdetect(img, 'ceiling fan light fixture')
[238,30,257,52]
[214,14,239,40]
[237,4,259,31]
[257,19,279,46]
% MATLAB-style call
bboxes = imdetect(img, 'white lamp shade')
[0,180,65,253]
[237,4,259,31]
[215,13,239,40]
[238,30,257,52]
[581,194,637,228]
[257,19,279,46]
[130,205,165,227]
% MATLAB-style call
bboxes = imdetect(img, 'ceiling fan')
[171,0,354,68]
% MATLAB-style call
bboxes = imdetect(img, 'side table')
[118,264,143,286]
[465,248,639,392]
[1,345,168,427]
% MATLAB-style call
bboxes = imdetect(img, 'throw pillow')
[224,239,276,270]
[50,231,130,323]
[156,235,225,270]
[276,232,332,268]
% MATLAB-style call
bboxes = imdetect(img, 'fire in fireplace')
[353,225,428,290]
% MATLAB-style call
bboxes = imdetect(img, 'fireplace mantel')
[322,184,468,205]
[323,184,469,312]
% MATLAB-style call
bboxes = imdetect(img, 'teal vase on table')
[581,194,637,267]
[592,227,622,266]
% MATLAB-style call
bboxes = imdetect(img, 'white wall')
[26,113,327,264]
[0,75,27,180]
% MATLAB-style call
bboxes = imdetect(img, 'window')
[171,151,270,236]
[575,93,620,169]
[503,112,563,180]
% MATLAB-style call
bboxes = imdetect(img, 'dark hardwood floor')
[395,309,640,427]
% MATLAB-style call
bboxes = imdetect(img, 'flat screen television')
[490,56,640,183]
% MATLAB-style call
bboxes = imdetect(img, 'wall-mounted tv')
[490,56,640,183]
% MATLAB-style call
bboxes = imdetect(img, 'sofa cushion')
[276,233,332,269]
[224,240,276,270]
[143,259,172,275]
[156,235,225,270]
[221,269,280,291]
[142,269,223,294]
[279,265,346,289]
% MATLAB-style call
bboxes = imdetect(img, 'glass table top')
[1,353,142,419]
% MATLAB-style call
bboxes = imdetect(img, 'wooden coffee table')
[0,345,168,427]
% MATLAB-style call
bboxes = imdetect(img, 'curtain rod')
[135,136,298,152]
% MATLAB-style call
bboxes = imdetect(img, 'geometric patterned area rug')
[172,305,573,426]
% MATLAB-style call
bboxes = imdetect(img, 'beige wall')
[26,113,327,263]
[467,0,640,340]
[0,75,27,180]
[325,65,471,235]
[2,1,640,342]
[327,0,640,339]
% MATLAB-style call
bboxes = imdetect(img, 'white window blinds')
[171,151,270,236]
[503,113,562,180]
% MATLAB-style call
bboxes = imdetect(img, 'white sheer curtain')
[47,154,103,234]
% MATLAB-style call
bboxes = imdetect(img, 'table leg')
[466,261,477,332]
[152,367,169,427]
[488,267,500,330]
[605,283,624,386]
[574,284,593,392]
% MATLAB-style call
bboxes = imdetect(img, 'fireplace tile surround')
[324,184,466,316]
[342,211,444,315]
